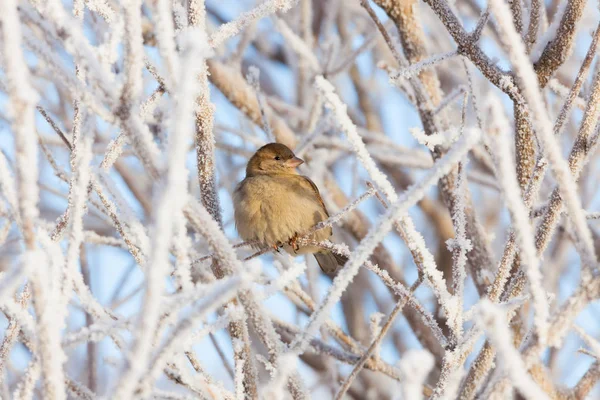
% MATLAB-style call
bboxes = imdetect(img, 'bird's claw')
[288,233,300,253]
[272,242,282,252]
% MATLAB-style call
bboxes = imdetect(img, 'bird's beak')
[285,156,304,168]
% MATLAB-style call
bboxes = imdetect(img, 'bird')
[233,143,347,275]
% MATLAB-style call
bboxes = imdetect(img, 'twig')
[335,277,423,399]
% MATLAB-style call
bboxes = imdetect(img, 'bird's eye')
[274,156,281,160]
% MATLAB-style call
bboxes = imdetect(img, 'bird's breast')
[234,176,329,246]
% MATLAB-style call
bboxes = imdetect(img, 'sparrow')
[233,143,347,275]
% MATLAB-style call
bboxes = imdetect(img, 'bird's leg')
[272,241,282,252]
[288,233,300,253]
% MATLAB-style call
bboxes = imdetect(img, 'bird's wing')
[299,175,329,217]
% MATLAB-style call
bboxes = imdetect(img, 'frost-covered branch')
[1,0,599,397]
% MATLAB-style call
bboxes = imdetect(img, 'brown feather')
[299,176,329,216]
[314,252,338,275]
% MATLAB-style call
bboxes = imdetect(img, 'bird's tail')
[314,251,348,276]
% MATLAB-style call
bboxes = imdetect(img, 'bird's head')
[246,143,304,176]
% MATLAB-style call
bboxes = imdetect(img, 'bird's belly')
[235,185,327,246]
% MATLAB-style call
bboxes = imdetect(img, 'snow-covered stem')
[492,52,600,316]
[315,77,395,200]
[274,18,320,72]
[569,361,600,399]
[2,0,600,396]
[490,23,600,221]
[172,212,193,291]
[530,0,586,87]
[188,6,261,397]
[474,300,550,400]
[207,59,297,147]
[574,326,600,360]
[335,277,421,399]
[100,86,165,171]
[366,0,439,123]
[231,21,259,65]
[61,136,97,319]
[30,244,67,400]
[390,51,457,82]
[15,23,113,123]
[548,79,587,110]
[112,26,210,399]
[188,7,222,231]
[0,286,31,387]
[91,176,146,266]
[373,0,496,299]
[187,197,306,396]
[37,106,72,151]
[13,359,40,400]
[84,0,116,23]
[553,22,600,137]
[316,75,468,337]
[34,2,117,104]
[2,1,68,398]
[246,66,275,142]
[371,0,442,108]
[524,0,542,51]
[151,0,180,92]
[0,150,21,227]
[448,158,470,340]
[399,350,435,400]
[274,317,403,379]
[113,0,161,176]
[140,277,246,391]
[288,126,479,359]
[489,0,596,269]
[65,376,95,400]
[298,238,447,347]
[208,0,300,49]
[488,123,548,343]
[433,85,467,115]
[484,277,600,397]
[327,27,380,76]
[1,0,40,249]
